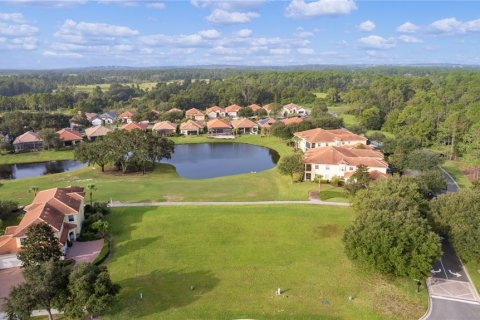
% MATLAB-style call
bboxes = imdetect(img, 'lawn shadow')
[110,269,219,318]
[108,236,162,265]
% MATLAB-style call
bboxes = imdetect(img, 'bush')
[77,231,99,242]
[0,200,19,220]
[93,239,111,265]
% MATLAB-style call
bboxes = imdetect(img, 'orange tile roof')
[56,128,82,142]
[180,120,203,130]
[167,108,183,113]
[122,122,148,132]
[248,104,261,112]
[118,111,134,119]
[206,106,225,113]
[59,222,77,245]
[225,104,242,112]
[185,108,204,116]
[304,146,388,168]
[0,186,84,254]
[231,118,258,129]
[85,125,112,138]
[283,103,300,111]
[281,117,303,125]
[0,235,18,255]
[152,121,177,131]
[263,104,273,111]
[207,118,232,129]
[294,128,367,144]
[13,131,42,144]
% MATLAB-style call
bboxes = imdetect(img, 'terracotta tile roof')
[185,108,204,116]
[167,108,183,113]
[225,104,242,112]
[152,121,177,131]
[294,128,368,144]
[207,118,232,129]
[0,187,84,254]
[13,131,42,145]
[206,106,225,113]
[59,222,77,245]
[283,103,300,111]
[121,122,148,132]
[263,104,273,111]
[231,118,258,129]
[118,111,134,119]
[85,125,112,138]
[56,128,82,142]
[180,120,203,130]
[281,117,303,125]
[248,104,261,112]
[304,146,388,168]
[85,112,98,121]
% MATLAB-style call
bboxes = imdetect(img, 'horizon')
[1,0,480,69]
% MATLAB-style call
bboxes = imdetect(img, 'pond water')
[162,143,279,179]
[0,160,87,180]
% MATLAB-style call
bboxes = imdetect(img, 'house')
[303,146,388,181]
[91,117,103,127]
[121,122,148,132]
[281,117,303,126]
[207,118,233,136]
[232,118,259,134]
[98,112,117,124]
[248,104,262,113]
[70,111,94,129]
[118,111,134,124]
[294,128,368,152]
[13,131,43,152]
[263,104,273,115]
[206,106,226,119]
[225,104,242,118]
[180,120,203,135]
[85,125,112,141]
[282,103,309,116]
[85,112,98,122]
[257,117,276,134]
[0,186,85,269]
[56,128,83,147]
[152,121,177,136]
[185,108,205,121]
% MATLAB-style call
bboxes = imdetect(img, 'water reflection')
[0,160,86,180]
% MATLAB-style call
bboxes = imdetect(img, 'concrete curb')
[419,277,433,320]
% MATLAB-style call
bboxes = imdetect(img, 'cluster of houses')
[0,186,85,269]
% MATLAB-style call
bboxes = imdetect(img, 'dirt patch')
[313,224,341,238]
[461,167,480,182]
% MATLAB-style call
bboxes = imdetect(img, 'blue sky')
[0,0,480,68]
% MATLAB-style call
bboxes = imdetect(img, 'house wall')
[181,129,200,135]
[304,163,387,181]
[297,138,367,152]
[91,119,103,126]
[14,141,43,152]
[0,254,21,269]
[227,111,238,118]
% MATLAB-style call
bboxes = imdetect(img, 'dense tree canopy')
[17,223,62,267]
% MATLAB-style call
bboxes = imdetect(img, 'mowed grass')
[442,160,472,189]
[0,136,346,205]
[327,104,359,128]
[0,150,74,165]
[104,205,426,320]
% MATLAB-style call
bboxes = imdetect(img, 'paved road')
[423,168,480,320]
[109,200,351,207]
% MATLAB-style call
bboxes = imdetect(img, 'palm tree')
[29,186,39,196]
[86,184,97,207]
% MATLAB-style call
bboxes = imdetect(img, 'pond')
[162,143,280,179]
[0,160,87,180]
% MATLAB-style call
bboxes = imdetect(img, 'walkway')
[108,199,351,207]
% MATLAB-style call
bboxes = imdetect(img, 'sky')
[0,0,480,69]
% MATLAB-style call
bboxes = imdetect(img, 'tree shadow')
[110,269,219,318]
[107,236,162,265]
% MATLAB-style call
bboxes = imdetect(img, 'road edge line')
[419,277,433,320]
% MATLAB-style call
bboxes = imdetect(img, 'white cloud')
[43,50,83,58]
[146,2,166,9]
[294,27,315,38]
[396,21,419,33]
[198,29,221,39]
[270,48,291,55]
[207,9,259,24]
[140,33,205,47]
[358,20,375,32]
[429,17,462,33]
[0,12,25,23]
[358,35,395,49]
[0,22,38,37]
[191,0,263,11]
[285,0,357,19]
[297,47,315,55]
[235,29,253,38]
[0,12,38,50]
[7,0,86,7]
[55,19,138,44]
[398,35,422,43]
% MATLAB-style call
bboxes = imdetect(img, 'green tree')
[238,107,254,118]
[406,150,444,172]
[86,184,97,207]
[28,185,39,196]
[74,140,112,172]
[345,164,371,194]
[360,107,382,130]
[91,220,110,238]
[5,283,36,320]
[17,223,61,267]
[63,264,120,319]
[38,128,62,151]
[277,153,304,182]
[343,209,442,279]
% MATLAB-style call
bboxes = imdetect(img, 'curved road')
[422,169,480,320]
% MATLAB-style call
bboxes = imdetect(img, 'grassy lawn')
[441,160,472,189]
[314,92,327,99]
[0,150,74,165]
[0,136,346,205]
[327,104,359,128]
[104,205,426,320]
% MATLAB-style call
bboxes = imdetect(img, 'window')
[305,173,311,180]
[325,143,329,146]
[349,167,354,171]
[305,164,312,171]
[68,215,75,222]
[315,165,319,169]
[19,237,25,246]
[326,166,330,170]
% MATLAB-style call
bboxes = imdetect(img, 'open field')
[313,92,327,99]
[442,160,472,189]
[104,205,426,320]
[327,104,359,128]
[0,136,347,206]
[73,82,158,93]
